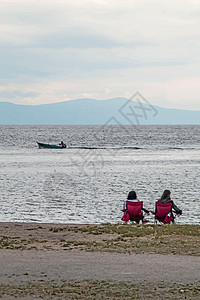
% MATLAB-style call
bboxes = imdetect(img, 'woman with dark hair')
[122,190,149,223]
[158,190,182,215]
[123,190,139,210]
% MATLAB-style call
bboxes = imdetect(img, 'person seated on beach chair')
[152,190,182,224]
[121,190,149,224]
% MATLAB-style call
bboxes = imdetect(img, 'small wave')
[68,146,106,149]
[67,146,198,151]
[68,146,143,150]
[168,147,196,150]
[168,147,184,150]
[122,146,143,150]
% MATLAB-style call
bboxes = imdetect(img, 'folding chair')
[121,201,149,224]
[153,202,175,224]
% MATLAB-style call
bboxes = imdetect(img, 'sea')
[0,125,199,225]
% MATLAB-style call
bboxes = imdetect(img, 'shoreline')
[0,222,199,299]
[0,222,199,255]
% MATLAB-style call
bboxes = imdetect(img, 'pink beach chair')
[153,202,175,224]
[121,201,149,224]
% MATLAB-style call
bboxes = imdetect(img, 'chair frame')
[125,201,145,224]
[154,202,175,224]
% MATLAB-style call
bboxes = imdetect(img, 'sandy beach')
[0,222,199,299]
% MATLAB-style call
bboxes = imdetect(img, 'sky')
[0,0,200,109]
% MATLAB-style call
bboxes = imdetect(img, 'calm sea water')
[0,125,199,224]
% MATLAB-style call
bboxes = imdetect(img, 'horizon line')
[0,97,200,112]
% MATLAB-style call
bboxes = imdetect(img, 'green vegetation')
[0,224,199,255]
[49,224,200,255]
[63,223,200,237]
[0,236,47,250]
[0,280,199,299]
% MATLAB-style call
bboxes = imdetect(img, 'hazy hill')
[0,98,200,125]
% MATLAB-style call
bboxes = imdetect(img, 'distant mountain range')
[0,97,200,125]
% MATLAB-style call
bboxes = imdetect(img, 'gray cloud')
[35,32,122,49]
[0,0,199,108]
[0,44,186,84]
[0,90,39,99]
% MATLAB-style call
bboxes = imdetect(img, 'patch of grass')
[50,224,200,238]
[47,224,200,255]
[1,224,199,255]
[57,235,200,255]
[61,240,105,251]
[0,236,24,250]
[0,281,199,299]
[0,236,47,250]
[49,226,71,233]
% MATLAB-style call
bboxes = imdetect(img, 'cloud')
[0,0,200,109]
[0,89,38,99]
[35,32,122,49]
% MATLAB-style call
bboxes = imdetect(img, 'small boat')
[37,142,66,149]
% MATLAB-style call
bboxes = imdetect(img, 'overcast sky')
[0,0,199,109]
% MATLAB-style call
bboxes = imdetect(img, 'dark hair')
[161,190,171,201]
[127,190,137,200]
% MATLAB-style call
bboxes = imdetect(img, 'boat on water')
[37,142,66,149]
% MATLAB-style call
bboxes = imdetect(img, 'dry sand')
[0,222,199,299]
[1,250,200,285]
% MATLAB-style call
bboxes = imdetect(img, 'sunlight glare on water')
[0,125,199,224]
